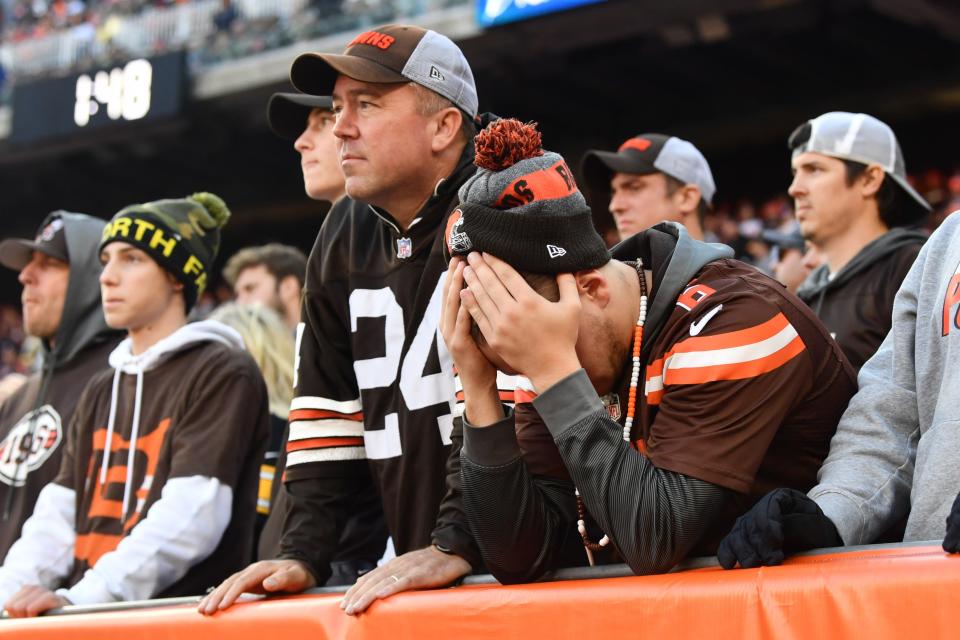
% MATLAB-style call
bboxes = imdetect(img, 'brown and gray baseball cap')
[582,133,717,206]
[290,24,478,118]
[267,92,334,140]
[0,213,70,271]
[788,111,930,214]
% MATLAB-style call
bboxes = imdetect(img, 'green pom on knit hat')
[100,192,233,310]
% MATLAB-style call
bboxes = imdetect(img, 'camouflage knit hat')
[99,192,231,310]
[446,119,609,274]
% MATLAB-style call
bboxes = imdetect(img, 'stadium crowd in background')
[1,13,960,622]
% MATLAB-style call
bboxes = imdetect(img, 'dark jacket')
[0,212,122,561]
[796,227,926,372]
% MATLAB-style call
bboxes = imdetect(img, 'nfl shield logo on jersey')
[397,237,413,259]
[601,393,621,421]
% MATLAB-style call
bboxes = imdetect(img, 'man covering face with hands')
[442,119,856,582]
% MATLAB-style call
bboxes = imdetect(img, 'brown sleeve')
[645,292,813,494]
[168,352,269,485]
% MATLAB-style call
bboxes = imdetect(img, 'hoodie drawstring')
[121,369,144,523]
[99,366,144,524]
[98,367,123,490]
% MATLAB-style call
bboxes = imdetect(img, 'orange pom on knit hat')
[447,118,609,274]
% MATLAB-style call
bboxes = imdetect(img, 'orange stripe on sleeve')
[672,313,790,354]
[289,408,363,422]
[664,334,805,385]
[286,436,365,453]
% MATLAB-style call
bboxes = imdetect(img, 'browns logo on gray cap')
[290,24,478,118]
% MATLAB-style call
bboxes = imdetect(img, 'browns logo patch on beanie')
[447,119,610,274]
[99,192,231,311]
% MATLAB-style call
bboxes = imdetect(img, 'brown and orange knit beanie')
[447,119,610,274]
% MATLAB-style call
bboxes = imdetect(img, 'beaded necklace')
[576,258,648,565]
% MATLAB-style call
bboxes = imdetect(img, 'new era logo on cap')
[429,65,445,81]
[547,244,567,259]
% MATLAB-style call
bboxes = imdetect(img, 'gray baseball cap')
[290,24,478,119]
[788,111,930,213]
[582,133,717,206]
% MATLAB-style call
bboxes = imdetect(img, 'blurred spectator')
[760,229,810,294]
[581,134,716,244]
[789,112,930,373]
[267,92,346,203]
[209,302,293,554]
[211,0,237,33]
[0,373,26,405]
[222,244,307,332]
[0,212,122,563]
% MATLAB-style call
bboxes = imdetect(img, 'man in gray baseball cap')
[789,111,930,372]
[201,23,498,617]
[582,134,716,243]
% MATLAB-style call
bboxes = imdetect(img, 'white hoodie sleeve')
[0,483,77,604]
[58,476,232,605]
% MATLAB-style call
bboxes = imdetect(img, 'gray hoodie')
[0,212,122,559]
[809,212,960,543]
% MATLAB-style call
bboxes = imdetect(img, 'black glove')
[717,488,842,569]
[942,491,960,553]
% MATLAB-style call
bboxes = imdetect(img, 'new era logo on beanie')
[290,24,478,118]
[99,193,231,311]
[446,119,609,274]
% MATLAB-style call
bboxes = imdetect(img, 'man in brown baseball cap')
[201,24,507,616]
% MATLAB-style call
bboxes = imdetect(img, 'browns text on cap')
[290,24,478,117]
[267,92,334,140]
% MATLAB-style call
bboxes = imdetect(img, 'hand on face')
[441,258,497,388]
[460,252,582,393]
[441,257,505,426]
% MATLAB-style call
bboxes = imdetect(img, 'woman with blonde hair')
[210,302,294,549]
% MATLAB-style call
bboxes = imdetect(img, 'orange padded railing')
[1,543,957,639]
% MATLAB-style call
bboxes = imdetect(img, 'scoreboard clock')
[9,51,186,145]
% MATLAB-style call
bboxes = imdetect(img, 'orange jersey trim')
[286,436,365,453]
[289,408,363,422]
